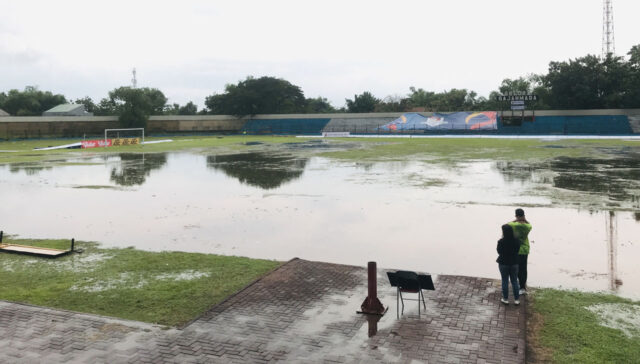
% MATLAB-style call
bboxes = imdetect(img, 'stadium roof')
[44,104,84,113]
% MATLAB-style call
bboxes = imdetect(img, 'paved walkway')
[0,259,525,363]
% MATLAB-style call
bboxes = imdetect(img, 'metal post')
[359,261,386,315]
[0,230,3,243]
[71,238,75,252]
[368,262,377,300]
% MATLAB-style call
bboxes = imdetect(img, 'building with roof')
[42,104,92,116]
[0,109,9,116]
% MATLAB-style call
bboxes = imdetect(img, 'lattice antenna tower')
[131,68,137,88]
[602,0,615,57]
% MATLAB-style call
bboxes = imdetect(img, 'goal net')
[105,128,145,146]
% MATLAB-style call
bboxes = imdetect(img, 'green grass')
[2,135,639,166]
[0,135,305,164]
[321,137,640,162]
[0,237,280,327]
[530,288,640,363]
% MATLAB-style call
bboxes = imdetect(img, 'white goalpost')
[104,128,145,146]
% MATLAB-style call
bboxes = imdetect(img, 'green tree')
[498,77,532,95]
[625,45,640,107]
[95,97,117,116]
[305,97,336,113]
[407,87,436,110]
[345,91,379,113]
[178,101,198,115]
[0,86,67,116]
[407,87,489,111]
[429,89,470,111]
[205,76,307,116]
[375,95,410,112]
[0,92,7,111]
[628,44,640,66]
[163,103,181,115]
[544,54,628,109]
[107,87,167,128]
[141,88,168,115]
[74,97,97,114]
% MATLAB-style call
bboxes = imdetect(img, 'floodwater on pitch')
[1,142,639,299]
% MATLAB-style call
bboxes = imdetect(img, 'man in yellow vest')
[508,208,532,295]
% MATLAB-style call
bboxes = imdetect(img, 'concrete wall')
[1,109,639,139]
[0,116,119,139]
[0,115,246,139]
[148,115,246,133]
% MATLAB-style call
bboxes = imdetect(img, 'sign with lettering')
[81,139,112,148]
[511,100,525,110]
[496,94,538,101]
[111,138,141,146]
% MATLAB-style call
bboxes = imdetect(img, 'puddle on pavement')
[1,149,639,299]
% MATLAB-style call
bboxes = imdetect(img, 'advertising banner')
[111,138,141,146]
[81,139,112,148]
[379,112,497,131]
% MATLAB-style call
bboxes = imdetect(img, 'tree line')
[1,45,638,127]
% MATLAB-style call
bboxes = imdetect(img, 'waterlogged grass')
[0,135,304,164]
[2,135,639,166]
[529,288,640,363]
[321,137,640,162]
[0,237,280,327]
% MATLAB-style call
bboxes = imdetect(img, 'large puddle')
[1,146,639,299]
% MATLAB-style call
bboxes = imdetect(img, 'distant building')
[43,104,93,116]
[0,109,9,116]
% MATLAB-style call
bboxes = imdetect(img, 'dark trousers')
[498,264,519,300]
[518,254,528,290]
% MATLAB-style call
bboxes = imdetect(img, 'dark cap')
[515,208,525,217]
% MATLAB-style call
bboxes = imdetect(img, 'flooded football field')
[1,142,640,299]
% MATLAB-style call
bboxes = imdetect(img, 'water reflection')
[606,211,622,292]
[2,152,640,299]
[110,153,167,186]
[365,314,382,337]
[8,162,52,175]
[206,152,307,189]
[495,156,640,207]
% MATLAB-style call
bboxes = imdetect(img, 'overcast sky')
[1,0,639,109]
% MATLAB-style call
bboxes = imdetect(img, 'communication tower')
[132,68,137,88]
[602,0,615,57]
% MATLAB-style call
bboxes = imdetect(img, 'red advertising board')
[81,139,112,148]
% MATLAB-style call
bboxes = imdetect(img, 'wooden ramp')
[0,243,72,257]
[0,232,75,258]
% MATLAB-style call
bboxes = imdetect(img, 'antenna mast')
[131,68,137,88]
[602,0,615,57]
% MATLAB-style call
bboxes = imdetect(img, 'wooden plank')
[0,244,69,256]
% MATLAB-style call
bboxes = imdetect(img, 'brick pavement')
[0,259,525,363]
